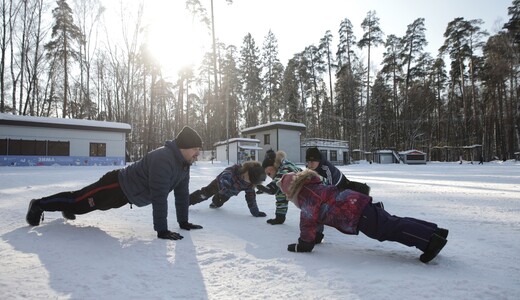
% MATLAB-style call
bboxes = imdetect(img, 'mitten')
[267,214,285,225]
[189,190,208,205]
[157,230,184,240]
[256,182,277,195]
[179,221,203,230]
[287,238,315,252]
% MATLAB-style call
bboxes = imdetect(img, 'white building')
[301,138,350,165]
[0,113,131,166]
[213,138,262,164]
[241,122,306,163]
[399,149,427,164]
[373,149,401,164]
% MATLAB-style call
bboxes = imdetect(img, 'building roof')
[0,113,131,133]
[399,149,426,155]
[213,138,261,147]
[241,121,306,134]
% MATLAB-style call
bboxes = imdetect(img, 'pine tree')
[45,0,84,118]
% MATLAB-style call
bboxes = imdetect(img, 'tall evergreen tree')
[239,33,263,128]
[261,30,283,122]
[45,0,84,118]
[359,10,384,150]
[281,57,300,123]
[337,17,357,70]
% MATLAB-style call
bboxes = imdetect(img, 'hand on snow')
[157,230,184,240]
[287,238,314,252]
[256,183,277,195]
[179,221,203,230]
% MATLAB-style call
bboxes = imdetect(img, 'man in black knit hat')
[26,126,203,241]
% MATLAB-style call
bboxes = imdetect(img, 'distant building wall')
[0,113,131,166]
[241,122,306,163]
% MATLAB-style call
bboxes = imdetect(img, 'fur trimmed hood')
[273,150,287,170]
[278,169,321,207]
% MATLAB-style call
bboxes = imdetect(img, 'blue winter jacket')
[118,140,191,232]
[315,159,347,187]
[216,164,261,216]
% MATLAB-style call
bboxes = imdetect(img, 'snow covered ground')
[1,160,519,299]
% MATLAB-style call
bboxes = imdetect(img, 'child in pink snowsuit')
[278,170,448,263]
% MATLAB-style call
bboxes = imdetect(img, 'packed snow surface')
[1,161,519,299]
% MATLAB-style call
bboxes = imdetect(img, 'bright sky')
[105,0,512,80]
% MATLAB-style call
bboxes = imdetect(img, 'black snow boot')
[26,199,44,226]
[62,211,76,220]
[435,227,449,239]
[420,233,447,263]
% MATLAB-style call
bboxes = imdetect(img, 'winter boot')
[26,199,44,226]
[62,211,76,220]
[420,233,447,263]
[435,227,449,239]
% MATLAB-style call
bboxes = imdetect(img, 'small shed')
[0,113,131,166]
[399,149,427,164]
[213,138,262,164]
[373,149,400,164]
[241,122,306,163]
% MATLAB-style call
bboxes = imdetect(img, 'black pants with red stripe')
[38,169,128,214]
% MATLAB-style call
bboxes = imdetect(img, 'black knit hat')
[248,165,267,185]
[306,147,321,161]
[262,149,276,169]
[175,126,203,149]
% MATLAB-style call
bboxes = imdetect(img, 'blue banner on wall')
[0,156,125,167]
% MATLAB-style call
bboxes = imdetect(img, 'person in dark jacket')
[189,161,267,217]
[305,147,371,195]
[278,170,449,263]
[261,149,303,225]
[25,126,204,241]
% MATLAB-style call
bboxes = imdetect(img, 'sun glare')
[146,2,210,78]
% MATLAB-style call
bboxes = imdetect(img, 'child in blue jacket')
[189,161,267,217]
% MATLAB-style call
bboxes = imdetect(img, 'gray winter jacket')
[118,140,191,232]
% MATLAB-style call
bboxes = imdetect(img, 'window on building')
[250,135,256,139]
[8,139,22,155]
[264,134,270,145]
[90,143,106,157]
[48,141,70,156]
[330,150,338,161]
[35,141,46,155]
[20,140,46,155]
[0,139,8,155]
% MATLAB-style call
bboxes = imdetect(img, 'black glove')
[179,221,203,230]
[256,182,277,195]
[267,214,285,225]
[255,211,267,217]
[314,232,324,244]
[157,230,184,240]
[287,238,315,252]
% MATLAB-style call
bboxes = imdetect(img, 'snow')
[1,160,519,299]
